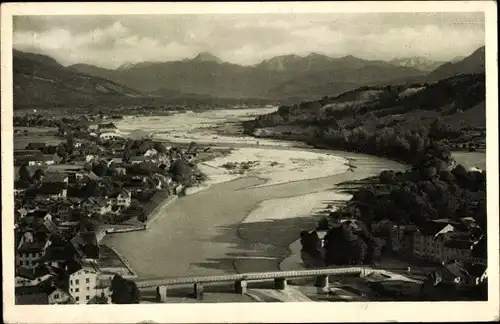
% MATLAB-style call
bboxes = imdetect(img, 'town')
[14,113,209,304]
[6,8,493,313]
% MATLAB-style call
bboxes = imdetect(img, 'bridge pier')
[156,286,168,302]
[274,278,287,290]
[194,283,204,300]
[235,280,248,294]
[315,275,329,293]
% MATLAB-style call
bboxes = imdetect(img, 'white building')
[99,132,123,141]
[16,232,51,269]
[66,261,112,304]
[115,190,131,208]
[144,148,158,157]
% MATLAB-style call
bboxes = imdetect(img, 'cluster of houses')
[370,215,487,292]
[324,200,488,295]
[14,116,203,304]
[14,210,113,304]
[385,218,486,264]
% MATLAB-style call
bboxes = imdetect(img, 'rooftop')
[18,238,48,253]
[16,264,52,280]
[42,172,68,183]
[32,183,66,195]
[70,231,100,260]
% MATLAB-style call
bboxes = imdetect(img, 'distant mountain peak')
[192,52,223,63]
[389,56,444,72]
[117,61,135,70]
[339,55,361,61]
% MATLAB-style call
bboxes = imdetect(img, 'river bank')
[102,148,405,280]
[106,110,406,281]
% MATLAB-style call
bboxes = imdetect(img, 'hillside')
[13,50,149,109]
[424,46,485,83]
[244,72,485,164]
[267,64,425,101]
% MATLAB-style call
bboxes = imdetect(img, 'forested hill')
[244,72,485,166]
[13,50,151,109]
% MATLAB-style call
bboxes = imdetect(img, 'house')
[14,150,45,166]
[89,277,113,304]
[16,231,51,269]
[25,142,47,150]
[129,156,158,164]
[63,260,101,304]
[107,142,124,154]
[144,148,158,157]
[390,225,417,254]
[471,236,487,265]
[85,171,101,182]
[52,201,72,219]
[106,157,123,168]
[70,231,100,261]
[427,261,488,287]
[43,172,69,185]
[443,239,475,263]
[85,154,96,163]
[413,223,456,262]
[15,264,54,288]
[108,189,132,208]
[84,197,112,215]
[16,281,73,304]
[41,245,78,268]
[157,154,171,166]
[98,123,118,132]
[115,167,127,175]
[75,171,100,182]
[47,286,73,304]
[42,154,61,165]
[414,221,484,264]
[100,132,123,141]
[33,182,67,199]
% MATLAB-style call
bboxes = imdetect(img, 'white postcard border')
[2,1,498,323]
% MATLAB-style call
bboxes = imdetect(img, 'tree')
[89,293,109,304]
[169,159,194,185]
[32,168,45,183]
[153,142,167,154]
[317,216,329,231]
[56,144,67,157]
[66,136,75,154]
[19,164,32,182]
[111,275,140,304]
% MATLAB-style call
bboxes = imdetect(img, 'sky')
[13,13,485,69]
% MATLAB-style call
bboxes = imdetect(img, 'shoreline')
[104,146,405,280]
[109,113,406,280]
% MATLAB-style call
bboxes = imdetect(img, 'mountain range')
[13,46,485,107]
[13,50,151,109]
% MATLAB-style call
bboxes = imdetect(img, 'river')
[104,109,482,280]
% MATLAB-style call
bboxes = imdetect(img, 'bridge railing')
[135,266,371,289]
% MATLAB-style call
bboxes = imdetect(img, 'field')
[14,127,64,150]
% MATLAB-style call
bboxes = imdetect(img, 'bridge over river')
[134,266,376,302]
